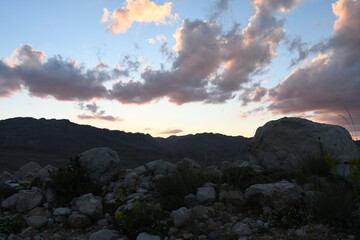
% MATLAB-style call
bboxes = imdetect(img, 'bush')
[47,156,100,204]
[348,157,360,186]
[156,166,207,210]
[222,166,268,191]
[0,214,25,234]
[262,207,310,228]
[114,201,168,240]
[307,182,356,226]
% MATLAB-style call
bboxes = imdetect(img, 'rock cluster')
[0,118,359,240]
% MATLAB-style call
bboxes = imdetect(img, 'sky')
[0,0,359,139]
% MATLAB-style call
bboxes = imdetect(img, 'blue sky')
[1,0,359,138]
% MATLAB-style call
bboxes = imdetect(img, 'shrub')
[307,182,356,226]
[348,157,360,186]
[156,166,207,210]
[114,201,168,240]
[0,183,16,201]
[222,166,268,191]
[0,214,25,234]
[262,207,310,228]
[47,156,100,204]
[300,154,335,178]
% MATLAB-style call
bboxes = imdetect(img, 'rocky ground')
[1,117,360,240]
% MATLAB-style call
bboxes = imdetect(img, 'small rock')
[26,216,48,229]
[76,193,103,220]
[232,222,252,236]
[68,213,91,228]
[197,187,216,203]
[53,207,71,216]
[171,207,191,227]
[89,229,121,240]
[136,232,161,240]
[294,228,307,238]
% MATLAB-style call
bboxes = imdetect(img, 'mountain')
[0,117,251,173]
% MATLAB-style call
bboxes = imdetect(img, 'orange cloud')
[102,0,177,34]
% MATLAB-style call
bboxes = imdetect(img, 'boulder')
[35,165,56,180]
[12,162,41,182]
[15,191,43,212]
[79,147,121,184]
[1,193,21,209]
[245,180,302,209]
[76,193,103,220]
[171,207,191,227]
[248,117,359,173]
[176,158,201,169]
[89,229,121,240]
[145,159,175,176]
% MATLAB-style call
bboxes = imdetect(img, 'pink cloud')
[160,129,183,134]
[77,114,123,122]
[101,0,177,34]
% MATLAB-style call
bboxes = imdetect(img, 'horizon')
[1,0,359,139]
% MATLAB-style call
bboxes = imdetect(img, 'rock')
[35,165,56,180]
[294,228,307,238]
[79,147,121,184]
[131,166,148,177]
[12,162,41,182]
[97,218,109,227]
[68,213,91,228]
[45,188,57,203]
[145,159,175,176]
[197,187,216,203]
[232,222,252,236]
[220,190,246,210]
[136,232,161,240]
[26,216,47,229]
[248,117,359,173]
[245,180,302,209]
[171,207,191,227]
[184,194,198,208]
[1,193,21,209]
[76,193,103,220]
[16,191,43,212]
[0,171,13,183]
[28,207,45,217]
[53,207,71,216]
[176,158,201,169]
[89,229,121,240]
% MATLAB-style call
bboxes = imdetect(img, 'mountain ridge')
[0,117,251,172]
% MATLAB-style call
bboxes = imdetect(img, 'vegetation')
[262,207,310,228]
[222,166,268,191]
[47,156,100,204]
[156,165,207,210]
[0,214,25,234]
[114,201,168,240]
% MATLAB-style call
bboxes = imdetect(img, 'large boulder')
[76,193,103,220]
[248,117,359,173]
[245,180,303,209]
[79,147,121,184]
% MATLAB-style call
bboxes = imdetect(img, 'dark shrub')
[47,156,100,204]
[0,214,25,234]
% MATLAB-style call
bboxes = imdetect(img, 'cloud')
[77,114,123,122]
[211,0,231,20]
[78,102,99,113]
[0,44,110,101]
[101,0,177,34]
[147,38,156,44]
[160,128,183,134]
[110,0,302,104]
[268,0,360,131]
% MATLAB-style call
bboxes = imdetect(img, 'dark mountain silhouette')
[0,117,251,173]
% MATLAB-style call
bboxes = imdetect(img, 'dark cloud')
[160,129,183,134]
[240,82,268,106]
[78,102,99,113]
[0,44,110,101]
[211,0,231,20]
[269,0,360,130]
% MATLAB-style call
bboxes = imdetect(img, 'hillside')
[0,117,251,172]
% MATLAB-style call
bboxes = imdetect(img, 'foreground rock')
[79,147,121,184]
[248,117,359,173]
